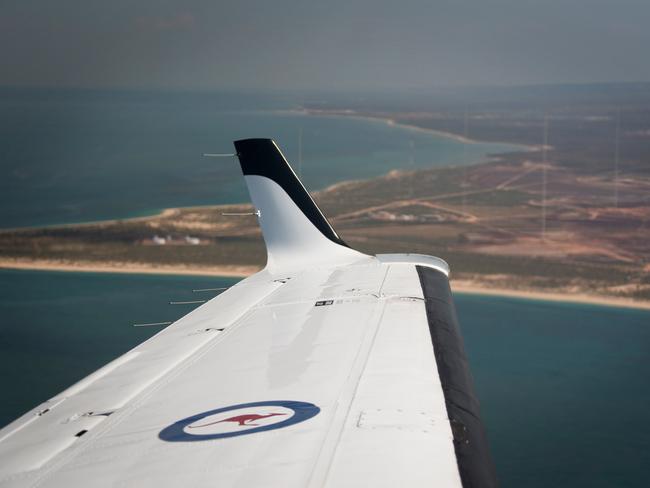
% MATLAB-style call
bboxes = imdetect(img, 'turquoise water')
[0,88,518,228]
[1,269,649,487]
[459,295,650,487]
[0,269,238,424]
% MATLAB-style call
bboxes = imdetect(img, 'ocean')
[0,87,518,229]
[0,269,648,487]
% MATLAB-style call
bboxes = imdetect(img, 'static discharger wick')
[222,209,261,217]
[132,321,173,327]
[203,153,236,157]
[169,300,207,305]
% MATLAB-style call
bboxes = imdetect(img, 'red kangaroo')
[189,412,286,428]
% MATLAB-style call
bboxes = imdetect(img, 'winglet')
[234,139,366,272]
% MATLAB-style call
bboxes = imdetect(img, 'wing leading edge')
[0,139,496,488]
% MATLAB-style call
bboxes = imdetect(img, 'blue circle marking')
[159,400,320,442]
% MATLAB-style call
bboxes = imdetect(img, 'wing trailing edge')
[234,138,367,272]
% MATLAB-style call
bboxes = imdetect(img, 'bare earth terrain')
[1,153,649,308]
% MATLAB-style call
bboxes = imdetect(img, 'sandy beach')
[2,258,648,311]
[0,258,257,278]
[298,108,538,151]
[451,280,650,311]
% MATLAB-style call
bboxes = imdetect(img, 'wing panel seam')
[306,265,390,488]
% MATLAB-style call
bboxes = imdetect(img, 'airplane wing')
[0,139,497,487]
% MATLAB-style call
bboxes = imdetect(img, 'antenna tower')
[614,108,620,208]
[542,115,548,241]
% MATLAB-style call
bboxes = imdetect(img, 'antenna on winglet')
[233,138,367,271]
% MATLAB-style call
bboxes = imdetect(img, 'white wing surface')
[0,139,497,487]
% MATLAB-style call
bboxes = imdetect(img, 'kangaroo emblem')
[188,412,286,429]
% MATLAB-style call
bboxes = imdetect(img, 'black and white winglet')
[0,138,497,488]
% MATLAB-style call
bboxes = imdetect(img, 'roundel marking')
[158,400,320,442]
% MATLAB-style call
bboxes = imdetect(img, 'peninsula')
[2,92,649,309]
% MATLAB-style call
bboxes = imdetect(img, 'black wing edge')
[416,265,499,488]
[233,138,349,248]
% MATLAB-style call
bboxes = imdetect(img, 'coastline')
[0,258,257,278]
[296,108,538,151]
[2,258,648,311]
[452,281,650,311]
[0,106,530,234]
[2,108,646,311]
[0,208,175,234]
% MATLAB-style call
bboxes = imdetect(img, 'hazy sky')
[2,0,649,91]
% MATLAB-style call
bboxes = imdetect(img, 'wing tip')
[234,139,283,177]
[232,138,363,270]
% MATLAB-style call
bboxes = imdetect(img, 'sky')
[1,0,649,92]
